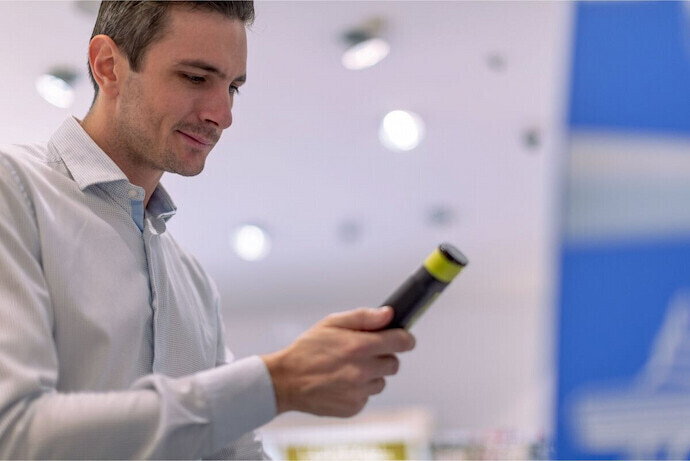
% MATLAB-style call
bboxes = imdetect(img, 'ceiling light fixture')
[231,224,271,261]
[379,110,426,152]
[74,0,101,16]
[427,205,455,228]
[337,219,363,244]
[522,127,541,151]
[341,18,390,70]
[487,53,507,73]
[35,68,78,109]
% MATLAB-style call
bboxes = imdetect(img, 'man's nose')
[200,89,233,130]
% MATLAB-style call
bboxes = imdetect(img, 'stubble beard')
[116,77,206,177]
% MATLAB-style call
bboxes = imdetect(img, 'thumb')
[322,306,394,331]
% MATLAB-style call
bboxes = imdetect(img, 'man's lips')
[177,130,215,146]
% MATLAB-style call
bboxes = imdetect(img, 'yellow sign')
[286,442,408,460]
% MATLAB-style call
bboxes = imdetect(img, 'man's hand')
[261,306,416,418]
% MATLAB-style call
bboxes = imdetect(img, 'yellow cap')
[423,247,465,283]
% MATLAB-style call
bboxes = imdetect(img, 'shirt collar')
[49,116,129,190]
[148,183,177,222]
[50,116,177,221]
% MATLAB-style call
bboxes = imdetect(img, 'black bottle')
[381,243,468,329]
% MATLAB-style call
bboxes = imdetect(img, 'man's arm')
[0,156,274,459]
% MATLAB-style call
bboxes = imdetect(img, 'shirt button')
[128,189,138,199]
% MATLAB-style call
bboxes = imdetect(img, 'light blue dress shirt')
[0,117,276,459]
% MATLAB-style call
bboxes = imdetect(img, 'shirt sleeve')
[0,155,276,459]
[201,288,275,460]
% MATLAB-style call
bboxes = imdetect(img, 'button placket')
[141,225,161,369]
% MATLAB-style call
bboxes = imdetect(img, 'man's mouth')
[177,130,215,146]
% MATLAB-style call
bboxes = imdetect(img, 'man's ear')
[88,35,126,99]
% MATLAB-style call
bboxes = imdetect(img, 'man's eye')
[185,74,205,84]
[229,85,241,96]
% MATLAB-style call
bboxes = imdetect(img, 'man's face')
[114,6,247,177]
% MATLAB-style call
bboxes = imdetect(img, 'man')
[0,1,415,459]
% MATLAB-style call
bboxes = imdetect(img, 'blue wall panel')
[556,1,690,459]
[569,2,690,134]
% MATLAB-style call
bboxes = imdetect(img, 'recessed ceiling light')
[74,0,101,16]
[337,219,363,244]
[341,18,390,71]
[35,69,77,109]
[379,110,426,152]
[522,127,541,151]
[487,53,507,72]
[231,224,271,261]
[427,206,455,228]
[342,37,390,70]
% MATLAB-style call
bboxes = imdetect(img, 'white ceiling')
[0,1,573,317]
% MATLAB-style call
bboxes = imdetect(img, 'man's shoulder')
[0,141,50,162]
[0,144,52,221]
[0,142,55,174]
[0,141,68,184]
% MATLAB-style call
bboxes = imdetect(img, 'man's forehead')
[151,7,247,79]
[163,4,246,41]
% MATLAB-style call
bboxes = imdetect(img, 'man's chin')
[173,165,205,177]
[168,160,206,177]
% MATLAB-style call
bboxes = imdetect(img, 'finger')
[336,329,413,360]
[322,306,393,331]
[404,330,416,351]
[385,329,415,353]
[374,355,400,377]
[366,377,386,396]
[343,355,398,383]
[358,329,416,356]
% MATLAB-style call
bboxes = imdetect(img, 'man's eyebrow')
[175,59,246,83]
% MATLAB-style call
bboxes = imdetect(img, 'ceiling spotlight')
[35,68,78,109]
[337,219,363,244]
[487,53,507,73]
[231,224,271,261]
[427,206,455,228]
[74,1,101,16]
[522,127,541,151]
[379,110,426,152]
[341,18,390,70]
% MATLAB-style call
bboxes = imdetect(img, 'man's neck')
[81,109,162,207]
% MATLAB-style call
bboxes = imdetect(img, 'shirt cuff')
[196,355,277,451]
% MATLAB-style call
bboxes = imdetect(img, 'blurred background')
[3,1,689,460]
